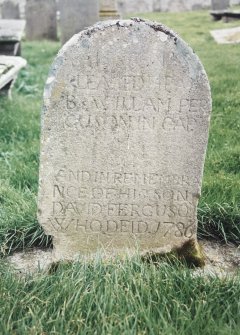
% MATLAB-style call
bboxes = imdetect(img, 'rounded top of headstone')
[58,18,189,60]
[45,18,210,103]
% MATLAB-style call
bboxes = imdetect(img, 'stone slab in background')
[1,0,20,19]
[0,55,26,97]
[0,19,25,55]
[211,26,240,43]
[59,0,99,45]
[38,19,212,260]
[0,18,25,41]
[210,10,240,21]
[25,0,57,40]
[222,11,240,22]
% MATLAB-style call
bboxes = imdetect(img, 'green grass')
[0,41,58,254]
[0,11,239,334]
[0,258,240,335]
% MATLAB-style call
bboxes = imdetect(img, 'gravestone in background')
[100,0,120,20]
[59,0,99,45]
[1,0,20,19]
[25,0,57,40]
[211,0,230,10]
[38,19,212,260]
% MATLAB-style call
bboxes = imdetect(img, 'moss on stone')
[175,239,205,268]
[142,239,205,268]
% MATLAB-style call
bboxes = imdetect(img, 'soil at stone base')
[6,240,240,278]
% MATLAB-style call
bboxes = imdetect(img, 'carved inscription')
[63,95,209,133]
[47,217,195,238]
[38,19,211,257]
[43,169,198,238]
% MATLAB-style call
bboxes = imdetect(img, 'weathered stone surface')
[38,19,212,260]
[1,0,20,19]
[100,0,120,20]
[59,0,99,45]
[211,0,229,10]
[25,0,57,40]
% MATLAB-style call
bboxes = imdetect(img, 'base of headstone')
[52,236,191,261]
[6,240,240,276]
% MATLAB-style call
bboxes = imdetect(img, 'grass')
[0,41,59,254]
[0,258,240,335]
[0,10,239,334]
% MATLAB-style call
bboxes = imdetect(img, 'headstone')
[1,0,20,19]
[211,0,229,10]
[0,19,25,55]
[0,55,26,98]
[100,0,120,20]
[38,19,212,260]
[25,0,57,40]
[59,0,99,45]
